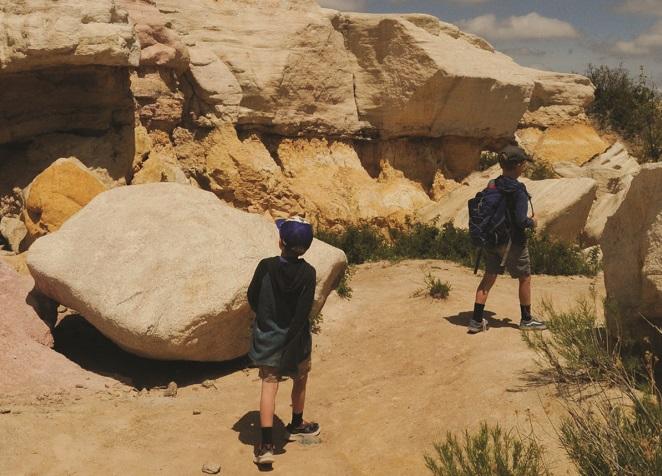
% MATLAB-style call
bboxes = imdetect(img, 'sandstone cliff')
[0,0,600,230]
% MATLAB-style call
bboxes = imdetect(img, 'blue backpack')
[467,179,513,249]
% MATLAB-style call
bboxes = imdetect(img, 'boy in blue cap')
[247,216,320,465]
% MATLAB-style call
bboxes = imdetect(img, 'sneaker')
[253,443,275,465]
[285,421,321,442]
[519,318,547,331]
[467,318,488,334]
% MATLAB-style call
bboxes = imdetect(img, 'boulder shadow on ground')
[53,314,250,389]
[444,310,520,331]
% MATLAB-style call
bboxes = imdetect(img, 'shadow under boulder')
[53,314,250,390]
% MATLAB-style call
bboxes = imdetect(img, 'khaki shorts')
[484,244,531,278]
[259,358,311,383]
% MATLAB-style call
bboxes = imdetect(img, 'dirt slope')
[0,260,603,475]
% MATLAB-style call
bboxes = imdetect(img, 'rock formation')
[601,163,662,354]
[0,0,602,232]
[555,142,641,244]
[27,183,347,361]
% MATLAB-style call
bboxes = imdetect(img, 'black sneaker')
[253,443,275,465]
[285,421,321,442]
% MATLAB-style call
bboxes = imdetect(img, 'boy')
[468,146,547,334]
[247,216,321,465]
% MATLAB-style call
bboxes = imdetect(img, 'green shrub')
[336,267,354,300]
[316,225,389,264]
[319,222,599,277]
[587,64,662,162]
[524,160,557,180]
[424,422,549,476]
[528,233,600,277]
[479,151,500,171]
[413,272,451,300]
[523,299,662,475]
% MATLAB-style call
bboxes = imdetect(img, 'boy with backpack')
[247,216,321,465]
[468,146,547,334]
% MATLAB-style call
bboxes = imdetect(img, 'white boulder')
[27,183,347,361]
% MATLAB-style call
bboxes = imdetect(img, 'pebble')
[164,381,178,398]
[201,380,216,389]
[0,409,11,415]
[193,409,201,415]
[201,463,221,474]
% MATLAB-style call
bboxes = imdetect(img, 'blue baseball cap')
[275,216,314,254]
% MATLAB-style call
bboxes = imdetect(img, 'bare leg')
[475,273,498,305]
[260,380,279,428]
[519,275,531,306]
[291,374,308,415]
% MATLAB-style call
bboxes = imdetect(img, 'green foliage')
[523,300,662,475]
[586,64,662,162]
[413,272,452,300]
[316,225,389,264]
[336,267,354,300]
[479,151,501,171]
[424,422,548,476]
[319,222,600,277]
[523,160,557,180]
[528,233,601,277]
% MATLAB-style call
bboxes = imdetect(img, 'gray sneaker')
[468,318,488,334]
[519,318,547,330]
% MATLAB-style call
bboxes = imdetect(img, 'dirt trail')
[0,260,603,475]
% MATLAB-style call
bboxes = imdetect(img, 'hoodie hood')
[495,175,526,194]
[267,257,311,295]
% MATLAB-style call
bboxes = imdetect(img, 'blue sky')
[318,0,662,82]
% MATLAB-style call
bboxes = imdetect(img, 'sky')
[318,0,662,83]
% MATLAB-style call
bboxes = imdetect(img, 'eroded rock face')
[601,163,662,353]
[0,0,139,74]
[152,0,591,143]
[27,183,347,361]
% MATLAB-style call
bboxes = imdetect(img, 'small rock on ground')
[164,382,178,397]
[201,463,221,474]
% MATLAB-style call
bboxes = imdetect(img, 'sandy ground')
[0,260,604,475]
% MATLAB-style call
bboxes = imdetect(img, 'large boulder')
[27,183,347,362]
[601,163,662,353]
[418,166,597,242]
[22,158,108,245]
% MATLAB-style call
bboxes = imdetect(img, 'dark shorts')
[258,358,311,383]
[484,244,531,278]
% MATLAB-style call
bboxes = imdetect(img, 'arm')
[513,187,534,229]
[247,259,268,312]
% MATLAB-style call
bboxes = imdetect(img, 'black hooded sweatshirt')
[247,256,316,374]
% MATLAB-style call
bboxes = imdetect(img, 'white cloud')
[618,0,662,16]
[317,0,368,11]
[459,13,580,40]
[613,20,662,56]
